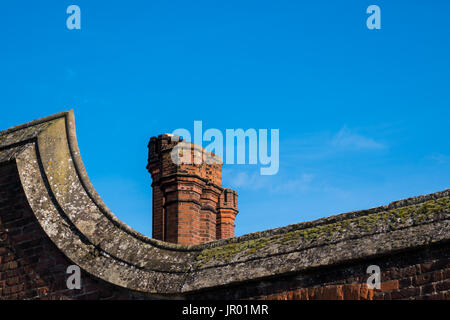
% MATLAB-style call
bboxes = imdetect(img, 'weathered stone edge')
[2,111,449,295]
[2,110,449,252]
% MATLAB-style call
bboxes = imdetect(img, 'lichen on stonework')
[195,197,450,265]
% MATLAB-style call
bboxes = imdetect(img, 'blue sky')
[1,1,449,237]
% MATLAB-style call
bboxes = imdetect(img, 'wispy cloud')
[281,126,388,163]
[331,126,385,150]
[65,67,76,81]
[223,125,386,195]
[223,168,315,194]
[427,153,450,164]
[271,173,315,193]
[223,170,269,190]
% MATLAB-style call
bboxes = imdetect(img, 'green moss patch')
[195,197,450,265]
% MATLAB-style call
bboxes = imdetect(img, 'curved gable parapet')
[1,111,449,295]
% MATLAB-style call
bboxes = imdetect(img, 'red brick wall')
[217,189,238,239]
[187,244,450,300]
[151,185,164,241]
[199,186,219,243]
[0,162,143,300]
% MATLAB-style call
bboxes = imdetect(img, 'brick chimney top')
[147,134,238,245]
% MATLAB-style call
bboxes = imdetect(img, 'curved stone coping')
[1,110,449,295]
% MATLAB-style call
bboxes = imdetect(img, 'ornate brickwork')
[147,134,238,245]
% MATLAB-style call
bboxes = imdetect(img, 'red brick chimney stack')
[147,134,238,245]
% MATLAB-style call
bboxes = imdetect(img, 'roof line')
[0,110,72,136]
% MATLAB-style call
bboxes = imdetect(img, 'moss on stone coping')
[195,196,450,265]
